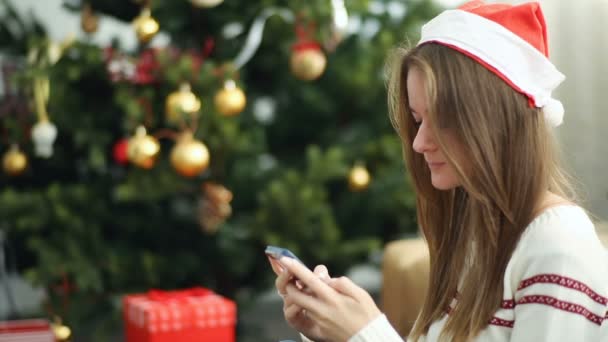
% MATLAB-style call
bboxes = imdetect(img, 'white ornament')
[252,96,276,124]
[31,120,58,158]
[543,98,564,127]
[257,153,277,172]
[190,0,224,8]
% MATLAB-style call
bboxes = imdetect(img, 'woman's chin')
[431,175,459,191]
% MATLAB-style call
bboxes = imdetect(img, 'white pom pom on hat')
[418,0,565,127]
[543,98,564,127]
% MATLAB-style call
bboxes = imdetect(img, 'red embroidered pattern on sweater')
[501,299,515,309]
[489,317,514,328]
[517,295,604,326]
[518,274,608,305]
[448,297,607,328]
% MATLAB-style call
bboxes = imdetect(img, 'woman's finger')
[329,276,367,300]
[313,264,330,282]
[275,268,292,295]
[284,280,327,318]
[280,257,335,302]
[284,302,304,321]
[268,257,285,276]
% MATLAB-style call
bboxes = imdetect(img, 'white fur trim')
[418,10,565,111]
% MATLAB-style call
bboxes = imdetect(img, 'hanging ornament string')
[330,0,348,34]
[294,15,317,44]
[325,0,349,51]
[232,7,294,70]
[33,76,50,123]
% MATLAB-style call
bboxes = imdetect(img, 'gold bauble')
[170,132,210,177]
[127,126,160,169]
[290,45,327,81]
[52,322,72,342]
[214,79,246,116]
[81,3,99,34]
[133,8,159,43]
[348,164,371,191]
[3,145,27,176]
[190,0,224,8]
[165,83,201,124]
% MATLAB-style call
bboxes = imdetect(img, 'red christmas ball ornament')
[290,41,327,81]
[113,138,129,165]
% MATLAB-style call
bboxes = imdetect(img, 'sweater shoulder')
[506,205,608,290]
[516,205,605,260]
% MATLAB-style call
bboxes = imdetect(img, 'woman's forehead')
[406,67,428,114]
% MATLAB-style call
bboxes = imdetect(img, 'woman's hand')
[279,257,382,342]
[276,263,331,341]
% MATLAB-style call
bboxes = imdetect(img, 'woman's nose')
[412,122,435,154]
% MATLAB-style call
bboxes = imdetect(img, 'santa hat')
[418,0,565,126]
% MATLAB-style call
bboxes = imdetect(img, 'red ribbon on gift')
[146,287,212,302]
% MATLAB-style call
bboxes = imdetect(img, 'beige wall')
[485,0,608,220]
[544,0,608,220]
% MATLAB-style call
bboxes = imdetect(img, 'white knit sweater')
[302,205,608,342]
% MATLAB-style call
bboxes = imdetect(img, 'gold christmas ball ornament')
[170,131,210,177]
[51,317,72,342]
[127,125,160,169]
[348,164,371,191]
[2,145,27,176]
[190,0,224,8]
[214,79,246,116]
[290,43,327,81]
[133,8,159,43]
[52,323,72,342]
[165,83,201,124]
[81,3,99,34]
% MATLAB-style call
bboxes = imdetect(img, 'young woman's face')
[407,67,462,190]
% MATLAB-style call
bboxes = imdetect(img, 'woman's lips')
[427,161,445,170]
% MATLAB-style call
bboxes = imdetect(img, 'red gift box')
[0,319,55,342]
[123,287,236,342]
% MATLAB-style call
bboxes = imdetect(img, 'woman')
[275,1,608,341]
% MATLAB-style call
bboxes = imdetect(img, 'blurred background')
[0,0,606,341]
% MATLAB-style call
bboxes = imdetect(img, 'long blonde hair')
[386,43,576,341]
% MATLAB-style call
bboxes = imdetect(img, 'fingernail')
[280,257,292,265]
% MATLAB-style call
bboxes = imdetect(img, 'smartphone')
[265,245,304,264]
[265,245,308,291]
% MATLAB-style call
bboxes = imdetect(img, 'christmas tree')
[0,0,438,339]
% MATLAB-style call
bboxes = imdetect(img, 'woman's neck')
[532,191,572,219]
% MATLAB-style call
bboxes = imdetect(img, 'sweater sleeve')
[509,250,608,341]
[300,315,407,342]
[347,314,408,342]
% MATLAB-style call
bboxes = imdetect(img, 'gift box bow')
[125,287,236,333]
